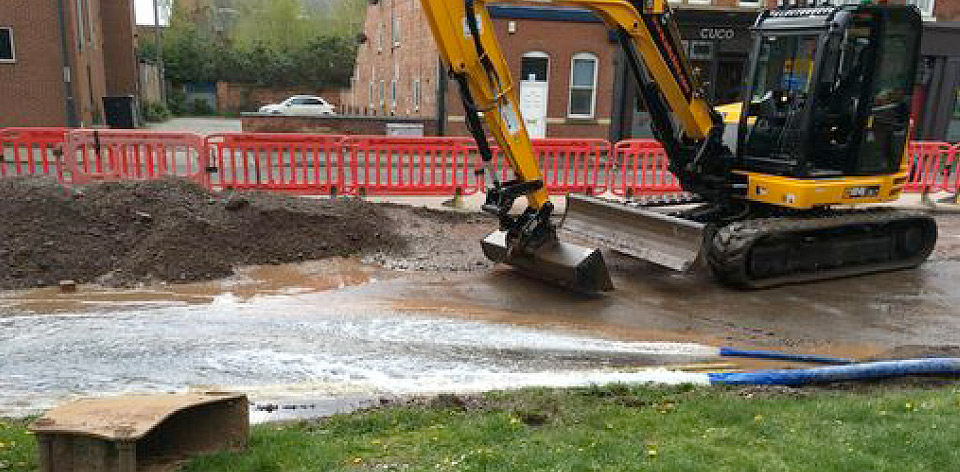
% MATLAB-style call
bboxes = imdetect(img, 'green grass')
[5,384,960,471]
[0,419,36,471]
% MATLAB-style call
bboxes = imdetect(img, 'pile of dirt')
[0,177,403,289]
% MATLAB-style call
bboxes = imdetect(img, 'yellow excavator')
[419,0,937,291]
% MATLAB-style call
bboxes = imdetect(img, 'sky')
[134,0,171,26]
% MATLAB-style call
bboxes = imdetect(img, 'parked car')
[259,95,336,116]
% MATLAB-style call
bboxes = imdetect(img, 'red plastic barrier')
[0,128,70,182]
[206,133,344,194]
[63,130,209,186]
[905,141,958,192]
[342,136,480,196]
[610,139,680,196]
[488,138,611,194]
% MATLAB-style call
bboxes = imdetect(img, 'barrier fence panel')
[342,136,480,196]
[488,138,611,195]
[206,134,344,194]
[610,139,681,196]
[63,130,209,186]
[0,128,70,182]
[905,141,958,193]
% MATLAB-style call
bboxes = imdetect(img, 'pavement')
[145,117,242,135]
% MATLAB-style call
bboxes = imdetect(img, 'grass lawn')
[4,383,960,471]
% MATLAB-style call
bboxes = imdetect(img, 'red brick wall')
[242,115,438,135]
[217,83,343,114]
[0,0,68,127]
[101,0,138,96]
[69,0,109,126]
[934,0,960,20]
[443,17,617,138]
[340,0,441,118]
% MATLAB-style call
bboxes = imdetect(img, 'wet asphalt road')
[3,217,960,418]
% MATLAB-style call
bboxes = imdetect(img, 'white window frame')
[907,0,935,18]
[738,0,761,7]
[568,52,598,119]
[390,78,397,111]
[687,0,712,6]
[392,16,401,47]
[0,27,15,63]
[377,23,384,52]
[379,80,386,108]
[76,0,85,49]
[521,51,550,82]
[368,81,375,109]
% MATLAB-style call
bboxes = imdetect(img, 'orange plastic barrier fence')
[1,128,957,197]
[609,139,680,196]
[489,138,611,194]
[63,130,209,186]
[906,141,958,193]
[341,136,481,196]
[206,133,345,195]
[0,128,70,182]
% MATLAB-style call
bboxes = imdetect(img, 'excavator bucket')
[482,230,614,293]
[560,194,706,272]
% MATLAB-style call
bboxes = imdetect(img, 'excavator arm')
[419,0,731,291]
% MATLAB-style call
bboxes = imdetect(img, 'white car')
[259,95,336,116]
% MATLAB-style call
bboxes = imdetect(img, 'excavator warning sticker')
[499,103,520,135]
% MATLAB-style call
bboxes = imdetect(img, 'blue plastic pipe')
[719,347,853,365]
[708,358,960,386]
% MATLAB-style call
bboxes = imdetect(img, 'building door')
[520,52,549,138]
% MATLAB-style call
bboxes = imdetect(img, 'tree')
[231,0,324,52]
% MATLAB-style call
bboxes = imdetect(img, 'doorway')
[520,52,550,138]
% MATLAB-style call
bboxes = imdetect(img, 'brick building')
[0,0,138,127]
[342,0,959,140]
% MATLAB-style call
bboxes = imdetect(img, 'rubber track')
[707,209,938,289]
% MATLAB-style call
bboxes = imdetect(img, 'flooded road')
[3,249,960,419]
[0,260,716,418]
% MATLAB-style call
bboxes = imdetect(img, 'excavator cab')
[739,6,921,179]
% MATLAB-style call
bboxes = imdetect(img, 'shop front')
[915,22,960,142]
[612,9,757,140]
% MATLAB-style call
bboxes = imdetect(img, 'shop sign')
[699,27,736,40]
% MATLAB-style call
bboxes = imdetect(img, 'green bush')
[190,98,215,116]
[167,89,187,116]
[141,101,171,122]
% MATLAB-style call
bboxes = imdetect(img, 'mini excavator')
[419,0,937,290]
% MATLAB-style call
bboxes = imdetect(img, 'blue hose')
[708,358,960,386]
[719,347,853,365]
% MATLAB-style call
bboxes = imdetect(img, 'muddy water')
[0,259,716,418]
[4,250,960,419]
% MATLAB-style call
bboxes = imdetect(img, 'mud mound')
[0,177,402,289]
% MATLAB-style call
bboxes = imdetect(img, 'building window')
[687,0,712,5]
[368,81,375,110]
[738,0,760,7]
[377,23,384,52]
[688,40,714,61]
[76,0,85,49]
[907,0,935,17]
[392,16,401,47]
[0,28,14,62]
[521,51,549,82]
[568,52,598,118]
[413,78,422,112]
[390,79,397,111]
[379,80,386,108]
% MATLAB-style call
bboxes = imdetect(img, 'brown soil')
[363,204,494,272]
[0,177,404,289]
